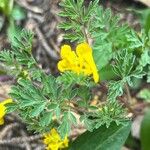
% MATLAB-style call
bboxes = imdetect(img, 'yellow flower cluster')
[0,99,12,125]
[43,128,69,150]
[57,43,99,83]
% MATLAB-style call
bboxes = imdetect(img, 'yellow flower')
[57,43,99,83]
[0,99,13,125]
[43,128,69,150]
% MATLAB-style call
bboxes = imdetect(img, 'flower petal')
[0,99,13,125]
[60,45,72,59]
[1,99,13,105]
[76,43,99,83]
[0,118,4,125]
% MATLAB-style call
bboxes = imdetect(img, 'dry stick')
[7,113,23,123]
[16,0,43,14]
[0,123,20,140]
[35,26,58,60]
[118,96,143,117]
[34,144,45,150]
[0,134,43,145]
[49,38,60,53]
[125,83,132,103]
[20,130,32,150]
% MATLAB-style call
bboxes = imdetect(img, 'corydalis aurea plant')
[0,29,127,139]
[1,0,148,148]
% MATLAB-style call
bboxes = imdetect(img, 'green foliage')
[0,0,14,16]
[91,6,129,47]
[138,89,150,101]
[1,0,150,148]
[108,81,124,101]
[108,49,145,100]
[58,0,99,42]
[11,5,26,20]
[141,109,150,150]
[0,0,26,44]
[69,121,131,150]
[80,101,128,131]
[59,1,150,80]
[0,29,129,140]
[135,9,150,34]
[57,71,95,88]
[0,31,35,78]
[148,67,150,82]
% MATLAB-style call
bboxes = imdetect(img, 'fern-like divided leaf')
[0,29,36,78]
[108,49,145,100]
[58,0,99,42]
[0,49,14,65]
[13,29,33,53]
[80,101,129,131]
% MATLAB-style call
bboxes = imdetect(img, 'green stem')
[82,27,89,44]
[125,83,132,104]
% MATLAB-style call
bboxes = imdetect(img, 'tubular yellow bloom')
[0,99,13,125]
[43,128,69,150]
[57,43,99,83]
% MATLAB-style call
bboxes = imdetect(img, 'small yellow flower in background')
[43,128,69,150]
[0,99,12,125]
[57,43,99,83]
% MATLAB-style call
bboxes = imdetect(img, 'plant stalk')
[125,83,132,104]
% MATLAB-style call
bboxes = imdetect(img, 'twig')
[35,26,58,60]
[20,130,32,150]
[119,97,143,117]
[49,38,60,53]
[0,123,20,140]
[0,134,43,145]
[16,0,43,14]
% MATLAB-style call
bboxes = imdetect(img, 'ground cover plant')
[0,0,150,150]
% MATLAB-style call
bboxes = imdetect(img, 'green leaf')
[112,49,135,78]
[148,67,150,82]
[138,88,150,101]
[58,111,77,139]
[108,80,124,101]
[137,9,150,34]
[141,109,150,150]
[140,49,150,67]
[0,16,4,31]
[20,99,37,107]
[58,0,99,42]
[30,102,46,117]
[42,74,57,97]
[11,5,26,20]
[0,0,14,16]
[57,71,93,88]
[69,122,131,150]
[13,29,34,53]
[0,50,14,65]
[7,20,22,45]
[93,42,112,70]
[99,65,116,81]
[126,30,145,50]
[94,101,128,128]
[39,112,53,127]
[6,102,18,113]
[58,112,71,139]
